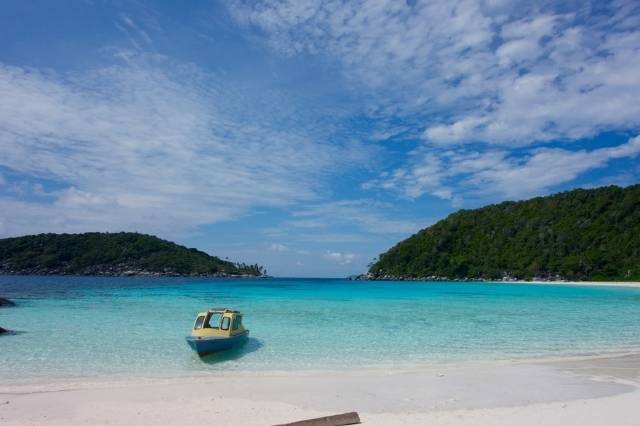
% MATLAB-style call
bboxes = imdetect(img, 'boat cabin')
[191,308,246,338]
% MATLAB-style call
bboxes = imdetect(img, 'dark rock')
[0,326,8,334]
[0,297,16,307]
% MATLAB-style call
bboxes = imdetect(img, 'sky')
[0,0,639,277]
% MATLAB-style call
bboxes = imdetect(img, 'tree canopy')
[0,232,265,276]
[369,185,640,281]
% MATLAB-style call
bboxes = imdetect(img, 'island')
[365,185,640,282]
[0,232,265,277]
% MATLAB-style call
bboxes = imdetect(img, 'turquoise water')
[1,276,640,382]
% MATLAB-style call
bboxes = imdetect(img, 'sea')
[1,276,640,383]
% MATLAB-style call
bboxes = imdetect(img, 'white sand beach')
[510,281,640,289]
[1,353,639,425]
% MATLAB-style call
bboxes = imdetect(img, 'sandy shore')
[369,279,640,288]
[509,280,640,289]
[1,353,639,425]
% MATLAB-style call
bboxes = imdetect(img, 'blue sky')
[1,0,639,277]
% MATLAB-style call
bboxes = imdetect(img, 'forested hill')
[368,185,640,281]
[0,232,265,277]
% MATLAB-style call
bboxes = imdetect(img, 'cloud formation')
[0,55,365,237]
[366,136,640,200]
[289,200,423,235]
[324,250,356,265]
[230,0,640,145]
[229,0,640,203]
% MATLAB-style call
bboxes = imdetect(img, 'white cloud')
[228,0,640,205]
[229,1,640,147]
[0,55,367,237]
[289,199,423,235]
[367,136,640,200]
[268,243,289,252]
[119,15,154,46]
[470,136,640,198]
[324,250,356,265]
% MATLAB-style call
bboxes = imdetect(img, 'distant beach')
[512,280,640,289]
[358,276,640,289]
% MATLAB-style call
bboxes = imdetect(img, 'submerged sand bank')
[1,354,639,425]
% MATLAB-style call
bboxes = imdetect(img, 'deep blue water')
[1,276,640,382]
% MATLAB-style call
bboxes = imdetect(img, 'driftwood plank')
[274,411,361,426]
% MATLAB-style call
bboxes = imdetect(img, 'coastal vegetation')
[0,232,265,277]
[368,185,640,281]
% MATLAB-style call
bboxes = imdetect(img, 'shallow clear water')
[1,276,640,382]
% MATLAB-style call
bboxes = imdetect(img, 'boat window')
[193,315,206,330]
[232,315,242,330]
[221,316,230,331]
[206,313,222,329]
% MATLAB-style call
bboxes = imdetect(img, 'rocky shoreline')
[0,265,264,278]
[0,297,16,307]
[350,272,568,282]
[0,297,15,335]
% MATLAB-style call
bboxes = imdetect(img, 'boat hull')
[186,330,249,356]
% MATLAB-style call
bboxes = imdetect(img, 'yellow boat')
[185,308,249,356]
